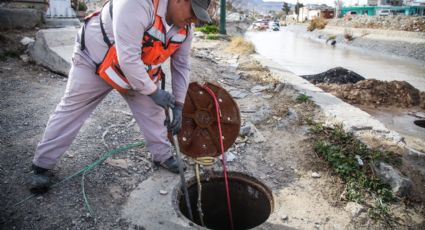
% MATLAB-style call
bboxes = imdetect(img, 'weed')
[225,36,255,55]
[195,24,219,34]
[296,93,311,103]
[344,29,354,41]
[206,34,220,40]
[311,124,398,219]
[0,51,20,61]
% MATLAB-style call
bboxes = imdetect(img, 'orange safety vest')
[81,0,189,93]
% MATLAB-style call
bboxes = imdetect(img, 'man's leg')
[33,58,112,170]
[121,93,174,164]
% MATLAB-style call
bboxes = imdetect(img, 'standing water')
[246,29,425,91]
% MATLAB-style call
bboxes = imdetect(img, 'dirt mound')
[317,79,424,108]
[301,67,365,84]
[328,15,425,32]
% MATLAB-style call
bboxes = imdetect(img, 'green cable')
[13,141,145,217]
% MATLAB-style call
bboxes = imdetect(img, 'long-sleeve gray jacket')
[74,0,193,104]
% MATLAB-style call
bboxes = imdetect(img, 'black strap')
[161,69,166,90]
[81,22,86,50]
[99,4,113,47]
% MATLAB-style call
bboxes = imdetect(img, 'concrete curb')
[29,28,78,76]
[323,25,425,42]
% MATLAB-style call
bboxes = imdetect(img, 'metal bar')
[220,0,226,34]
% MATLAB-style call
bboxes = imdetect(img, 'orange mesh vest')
[89,0,189,93]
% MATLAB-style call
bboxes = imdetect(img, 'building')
[342,5,425,15]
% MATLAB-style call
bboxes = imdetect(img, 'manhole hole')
[174,172,273,230]
[414,120,425,128]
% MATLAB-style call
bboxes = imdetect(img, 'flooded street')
[246,29,425,91]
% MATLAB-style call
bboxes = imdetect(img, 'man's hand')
[169,103,183,135]
[149,89,176,110]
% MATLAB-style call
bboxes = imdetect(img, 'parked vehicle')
[269,21,280,31]
[253,19,269,31]
[378,9,390,16]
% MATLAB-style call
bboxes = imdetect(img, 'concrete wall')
[0,8,44,30]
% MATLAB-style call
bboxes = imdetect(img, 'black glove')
[149,89,175,110]
[169,103,183,135]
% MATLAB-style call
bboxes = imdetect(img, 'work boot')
[154,156,186,174]
[29,164,51,194]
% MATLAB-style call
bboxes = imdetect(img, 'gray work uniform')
[33,0,193,169]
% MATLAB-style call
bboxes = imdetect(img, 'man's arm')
[112,0,157,95]
[171,27,194,105]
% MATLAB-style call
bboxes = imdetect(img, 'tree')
[282,2,290,16]
[294,3,304,15]
[294,2,304,21]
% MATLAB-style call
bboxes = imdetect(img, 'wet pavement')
[246,29,425,91]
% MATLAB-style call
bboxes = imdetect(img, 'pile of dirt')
[317,79,424,108]
[301,67,365,84]
[328,15,425,32]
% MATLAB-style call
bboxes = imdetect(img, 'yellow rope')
[193,156,218,226]
[192,156,217,166]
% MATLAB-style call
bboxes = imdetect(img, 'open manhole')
[174,171,274,230]
[414,120,425,129]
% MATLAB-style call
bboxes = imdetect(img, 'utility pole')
[220,0,226,34]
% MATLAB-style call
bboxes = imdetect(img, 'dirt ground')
[1,30,424,230]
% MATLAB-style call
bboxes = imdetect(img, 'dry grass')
[307,17,328,31]
[225,36,255,55]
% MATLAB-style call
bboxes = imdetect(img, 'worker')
[29,0,211,193]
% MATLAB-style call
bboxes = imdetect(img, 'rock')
[221,152,236,162]
[0,8,43,30]
[281,214,288,221]
[20,37,35,46]
[251,106,272,124]
[159,190,168,195]
[29,28,78,76]
[105,159,129,169]
[251,85,271,93]
[374,162,412,197]
[344,202,366,218]
[193,31,205,38]
[287,108,298,122]
[355,155,364,166]
[274,83,285,92]
[262,94,273,99]
[249,124,266,143]
[240,123,252,136]
[20,54,30,63]
[278,167,284,171]
[229,90,248,99]
[311,172,321,178]
[109,185,124,200]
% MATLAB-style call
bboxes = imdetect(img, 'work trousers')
[33,54,171,169]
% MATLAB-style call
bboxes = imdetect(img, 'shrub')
[307,17,327,31]
[78,1,87,11]
[225,36,255,54]
[195,24,219,34]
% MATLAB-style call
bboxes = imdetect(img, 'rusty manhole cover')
[172,82,241,158]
